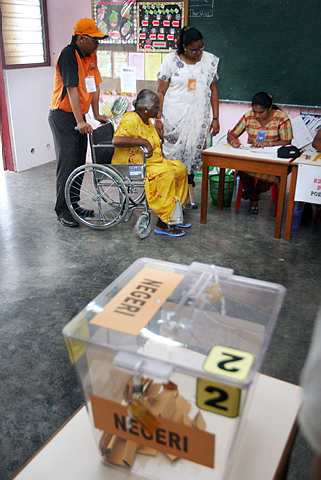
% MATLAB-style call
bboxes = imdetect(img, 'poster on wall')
[93,0,137,44]
[189,0,214,18]
[137,2,184,52]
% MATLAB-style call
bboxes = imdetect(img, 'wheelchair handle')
[139,145,150,161]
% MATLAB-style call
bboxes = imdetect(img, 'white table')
[13,374,301,480]
[200,144,292,239]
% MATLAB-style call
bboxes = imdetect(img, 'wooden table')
[200,144,292,239]
[284,163,298,241]
[14,374,301,480]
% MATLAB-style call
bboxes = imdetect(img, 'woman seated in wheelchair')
[112,89,191,237]
[227,91,293,214]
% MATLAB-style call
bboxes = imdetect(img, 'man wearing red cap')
[49,18,109,227]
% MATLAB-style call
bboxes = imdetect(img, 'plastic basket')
[209,169,235,207]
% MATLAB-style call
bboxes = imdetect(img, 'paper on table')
[249,146,279,155]
[239,144,279,154]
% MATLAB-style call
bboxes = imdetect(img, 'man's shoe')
[184,202,198,210]
[57,213,79,228]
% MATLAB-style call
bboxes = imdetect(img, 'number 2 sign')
[196,346,255,418]
[203,346,254,381]
[196,378,241,418]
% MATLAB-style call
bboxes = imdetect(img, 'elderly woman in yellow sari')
[112,89,190,238]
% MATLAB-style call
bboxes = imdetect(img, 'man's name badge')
[85,76,97,93]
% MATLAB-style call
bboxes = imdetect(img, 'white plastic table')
[13,374,301,480]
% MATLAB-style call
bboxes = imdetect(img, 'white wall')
[46,0,91,66]
[4,0,91,172]
[5,67,55,171]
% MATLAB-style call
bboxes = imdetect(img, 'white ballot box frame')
[13,374,301,480]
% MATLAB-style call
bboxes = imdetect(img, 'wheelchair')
[64,122,152,239]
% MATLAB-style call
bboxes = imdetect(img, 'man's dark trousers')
[48,109,87,218]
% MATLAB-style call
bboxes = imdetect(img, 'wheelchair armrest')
[111,141,150,163]
[139,145,150,161]
[92,143,115,149]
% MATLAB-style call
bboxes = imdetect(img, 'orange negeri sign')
[91,395,215,468]
[90,267,183,335]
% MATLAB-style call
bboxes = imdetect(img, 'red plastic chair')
[235,175,278,216]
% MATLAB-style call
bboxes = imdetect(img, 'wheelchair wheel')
[134,212,152,239]
[65,164,129,230]
[127,182,145,205]
[121,184,145,223]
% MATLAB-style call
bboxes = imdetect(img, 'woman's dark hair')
[133,89,158,110]
[251,92,273,109]
[176,27,203,54]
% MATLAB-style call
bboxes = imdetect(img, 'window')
[0,0,49,68]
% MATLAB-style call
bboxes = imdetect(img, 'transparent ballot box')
[63,258,285,479]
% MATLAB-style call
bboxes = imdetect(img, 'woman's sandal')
[249,204,259,215]
[154,226,186,238]
[176,223,192,229]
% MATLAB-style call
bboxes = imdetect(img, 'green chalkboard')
[190,0,321,107]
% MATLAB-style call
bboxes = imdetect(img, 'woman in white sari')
[157,27,220,208]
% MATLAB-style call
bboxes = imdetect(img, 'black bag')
[277,145,301,159]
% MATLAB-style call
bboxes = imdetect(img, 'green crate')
[209,173,235,207]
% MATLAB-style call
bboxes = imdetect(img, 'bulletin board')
[92,0,188,50]
[137,2,185,52]
[92,0,188,92]
[93,0,137,45]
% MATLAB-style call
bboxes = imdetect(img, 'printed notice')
[113,51,129,78]
[97,50,112,78]
[90,267,183,335]
[295,164,321,204]
[144,52,162,81]
[128,52,145,80]
[120,66,136,93]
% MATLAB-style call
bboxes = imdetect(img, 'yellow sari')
[112,112,188,224]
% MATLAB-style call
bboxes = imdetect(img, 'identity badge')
[85,76,97,93]
[187,79,197,91]
[256,130,266,143]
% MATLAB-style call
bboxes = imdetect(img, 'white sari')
[158,51,219,173]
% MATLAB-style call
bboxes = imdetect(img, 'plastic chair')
[235,175,278,216]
